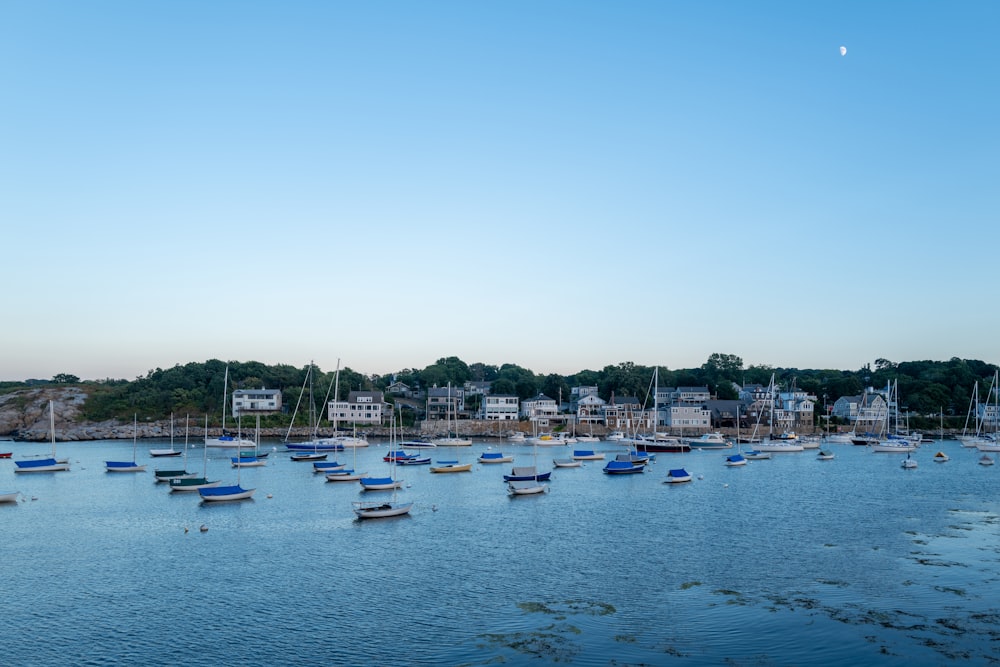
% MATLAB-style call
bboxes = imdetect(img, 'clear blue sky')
[3,1,997,381]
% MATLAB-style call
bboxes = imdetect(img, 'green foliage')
[3,354,995,428]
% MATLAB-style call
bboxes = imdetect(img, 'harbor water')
[3,436,999,665]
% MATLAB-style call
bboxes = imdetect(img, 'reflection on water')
[3,438,999,665]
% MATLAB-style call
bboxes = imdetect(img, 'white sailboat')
[15,400,70,473]
[871,380,917,453]
[974,371,1000,452]
[205,364,254,448]
[232,415,268,467]
[169,415,223,492]
[753,374,804,453]
[154,414,198,481]
[149,413,182,457]
[106,414,148,472]
[353,407,412,518]
[432,382,472,446]
[509,436,547,495]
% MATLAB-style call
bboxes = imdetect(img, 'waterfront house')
[575,393,606,425]
[521,393,558,420]
[329,391,388,426]
[232,388,282,417]
[480,395,519,421]
[426,386,464,421]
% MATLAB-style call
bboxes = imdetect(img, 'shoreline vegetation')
[1,355,992,441]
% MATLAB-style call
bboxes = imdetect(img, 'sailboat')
[508,435,547,494]
[664,468,693,483]
[15,400,70,473]
[503,429,552,482]
[431,382,472,446]
[105,414,147,472]
[973,371,1000,452]
[169,415,222,492]
[205,364,255,448]
[871,380,917,453]
[752,374,804,453]
[149,413,182,457]
[633,368,691,453]
[199,436,257,502]
[353,408,412,518]
[155,414,198,481]
[325,437,365,482]
[232,415,268,467]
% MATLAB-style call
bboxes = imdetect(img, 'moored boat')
[478,450,514,464]
[603,459,645,474]
[724,453,747,467]
[508,480,547,495]
[682,432,732,449]
[664,468,693,484]
[429,460,473,473]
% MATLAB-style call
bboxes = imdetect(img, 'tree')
[52,373,79,384]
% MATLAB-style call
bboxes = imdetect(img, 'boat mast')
[49,399,56,458]
[221,364,229,434]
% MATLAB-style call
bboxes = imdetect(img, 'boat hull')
[430,463,473,473]
[169,478,221,492]
[105,462,147,472]
[508,481,547,495]
[353,501,413,519]
[199,485,255,502]
[14,459,70,473]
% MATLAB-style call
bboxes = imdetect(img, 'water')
[3,438,999,665]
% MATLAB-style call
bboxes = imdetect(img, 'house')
[832,392,888,433]
[703,399,742,429]
[520,394,558,420]
[328,391,387,425]
[426,386,464,421]
[662,404,712,431]
[480,395,519,421]
[232,388,282,417]
[602,396,650,430]
[778,387,815,432]
[386,381,412,396]
[463,380,492,397]
[576,394,606,425]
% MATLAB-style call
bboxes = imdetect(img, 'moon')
[840,46,847,56]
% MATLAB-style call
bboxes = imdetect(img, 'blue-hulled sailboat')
[15,401,70,474]
[106,414,147,473]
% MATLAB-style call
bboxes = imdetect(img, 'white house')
[232,388,282,417]
[520,394,558,420]
[480,395,519,421]
[328,391,387,425]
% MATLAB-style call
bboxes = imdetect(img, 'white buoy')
[199,525,208,533]
[266,494,273,498]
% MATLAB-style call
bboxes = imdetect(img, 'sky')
[2,1,998,382]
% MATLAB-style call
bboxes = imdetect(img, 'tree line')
[4,354,996,430]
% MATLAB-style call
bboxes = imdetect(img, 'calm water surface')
[3,437,999,665]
